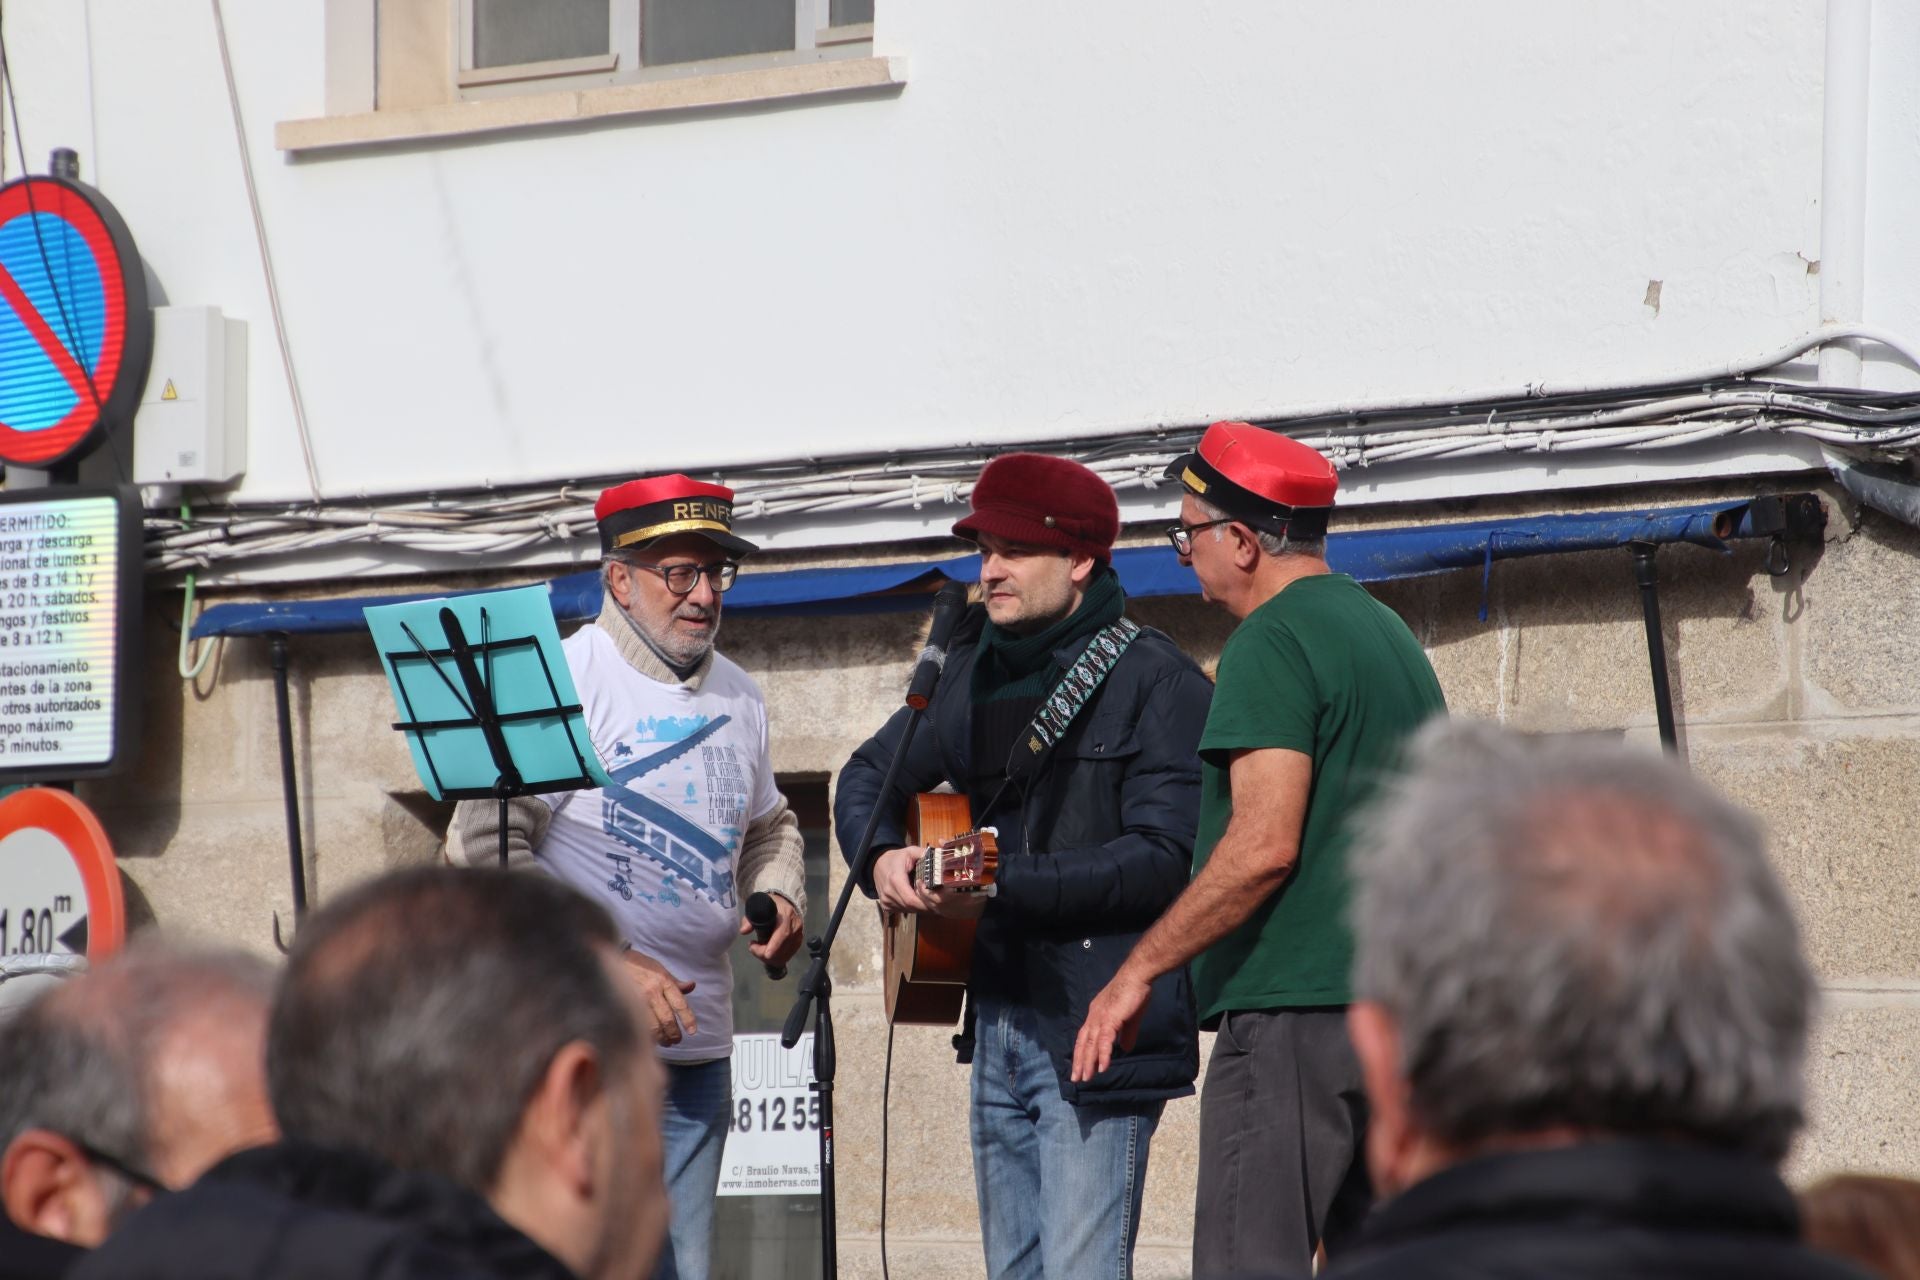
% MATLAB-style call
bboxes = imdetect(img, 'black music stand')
[366,586,610,864]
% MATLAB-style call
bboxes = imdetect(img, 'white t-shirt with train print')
[535,622,780,1063]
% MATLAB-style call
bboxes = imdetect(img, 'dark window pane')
[645,0,794,66]
[829,0,873,25]
[473,0,610,68]
[729,779,828,1037]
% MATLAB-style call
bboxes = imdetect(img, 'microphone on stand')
[745,892,787,980]
[905,582,971,711]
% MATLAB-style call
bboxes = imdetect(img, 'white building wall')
[11,0,1908,527]
[1864,0,1920,388]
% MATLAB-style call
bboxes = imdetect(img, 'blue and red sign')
[0,177,151,469]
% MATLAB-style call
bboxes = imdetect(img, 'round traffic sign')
[0,177,152,469]
[0,787,124,960]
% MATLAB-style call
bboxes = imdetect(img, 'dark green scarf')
[972,569,1125,703]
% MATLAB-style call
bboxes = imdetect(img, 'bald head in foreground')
[0,940,276,1271]
[1324,720,1863,1280]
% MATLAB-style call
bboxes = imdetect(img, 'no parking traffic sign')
[0,787,124,961]
[0,176,152,469]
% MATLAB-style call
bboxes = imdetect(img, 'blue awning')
[190,499,1757,639]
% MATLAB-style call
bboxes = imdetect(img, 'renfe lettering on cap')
[672,500,731,523]
[595,473,758,558]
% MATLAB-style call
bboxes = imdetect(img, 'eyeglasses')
[1165,518,1236,556]
[624,560,740,596]
[72,1138,168,1197]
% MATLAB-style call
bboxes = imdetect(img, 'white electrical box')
[133,306,248,486]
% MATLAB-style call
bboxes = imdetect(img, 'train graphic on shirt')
[595,713,745,910]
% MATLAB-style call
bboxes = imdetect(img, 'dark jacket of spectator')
[0,1215,83,1280]
[1325,1141,1873,1280]
[70,1142,576,1280]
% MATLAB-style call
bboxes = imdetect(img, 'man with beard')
[448,474,806,1280]
[836,454,1212,1279]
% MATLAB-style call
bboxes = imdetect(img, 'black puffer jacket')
[1317,1142,1872,1280]
[837,605,1211,1104]
[70,1142,576,1280]
[0,1215,82,1280]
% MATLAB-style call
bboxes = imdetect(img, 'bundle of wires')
[142,324,1920,579]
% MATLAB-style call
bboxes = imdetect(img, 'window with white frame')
[454,0,873,96]
[296,0,896,151]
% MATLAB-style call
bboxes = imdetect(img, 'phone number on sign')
[730,1094,820,1135]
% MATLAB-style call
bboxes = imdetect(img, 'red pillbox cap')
[594,473,757,557]
[1165,422,1337,538]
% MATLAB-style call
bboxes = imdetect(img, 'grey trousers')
[1193,1007,1372,1280]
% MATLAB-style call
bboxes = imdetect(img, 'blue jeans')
[653,1057,731,1280]
[970,999,1162,1279]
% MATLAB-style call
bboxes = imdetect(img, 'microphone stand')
[782,587,960,1280]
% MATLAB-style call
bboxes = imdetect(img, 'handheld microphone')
[744,892,787,980]
[905,582,971,710]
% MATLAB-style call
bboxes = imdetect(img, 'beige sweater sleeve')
[737,793,807,914]
[445,795,552,871]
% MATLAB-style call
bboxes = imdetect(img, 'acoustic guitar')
[882,792,1000,1025]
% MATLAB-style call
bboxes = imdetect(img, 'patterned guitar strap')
[1021,616,1142,762]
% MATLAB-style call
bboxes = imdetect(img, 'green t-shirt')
[1191,573,1446,1017]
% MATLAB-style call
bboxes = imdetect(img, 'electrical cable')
[118,326,1920,579]
[176,501,216,678]
[880,1019,894,1280]
[210,0,324,504]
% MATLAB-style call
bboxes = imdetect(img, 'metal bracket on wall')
[1712,493,1828,577]
[1633,491,1827,759]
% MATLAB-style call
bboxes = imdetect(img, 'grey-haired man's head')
[0,940,277,1246]
[1347,720,1814,1197]
[267,866,666,1280]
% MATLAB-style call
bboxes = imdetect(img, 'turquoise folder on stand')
[365,585,611,865]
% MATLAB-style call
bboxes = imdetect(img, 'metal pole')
[1629,543,1680,756]
[783,706,929,1280]
[812,945,837,1280]
[270,635,308,947]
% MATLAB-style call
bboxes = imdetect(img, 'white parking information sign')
[717,1032,820,1197]
[0,495,121,770]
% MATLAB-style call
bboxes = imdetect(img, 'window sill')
[276,54,906,154]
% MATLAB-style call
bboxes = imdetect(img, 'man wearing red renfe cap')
[1071,423,1446,1279]
[836,453,1212,1279]
[448,474,806,1280]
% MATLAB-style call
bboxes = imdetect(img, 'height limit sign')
[0,487,141,781]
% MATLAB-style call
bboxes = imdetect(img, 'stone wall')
[82,477,1920,1276]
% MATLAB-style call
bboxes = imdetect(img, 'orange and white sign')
[0,787,123,960]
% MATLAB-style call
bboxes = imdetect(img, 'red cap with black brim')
[1164,422,1337,540]
[594,474,759,557]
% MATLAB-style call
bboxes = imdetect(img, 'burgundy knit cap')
[952,453,1120,565]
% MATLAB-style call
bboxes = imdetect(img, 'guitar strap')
[993,616,1142,805]
[956,617,1143,1063]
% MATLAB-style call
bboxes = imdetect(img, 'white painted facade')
[3,0,1919,566]
[9,13,1920,1263]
